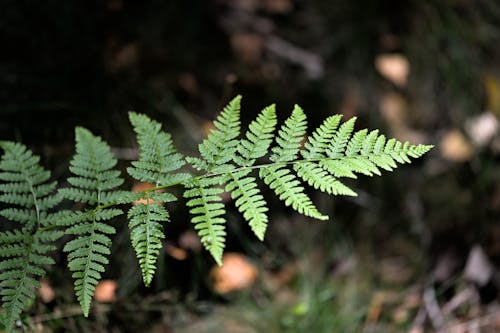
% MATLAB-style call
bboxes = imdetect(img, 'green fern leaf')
[0,142,62,332]
[184,179,226,265]
[316,117,433,182]
[127,112,190,286]
[198,95,241,169]
[60,127,124,317]
[260,105,327,220]
[226,105,277,240]
[184,96,242,264]
[294,115,357,196]
[127,202,168,286]
[301,114,342,159]
[127,112,190,186]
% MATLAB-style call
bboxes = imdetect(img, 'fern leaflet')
[184,95,241,264]
[0,142,63,332]
[225,105,277,240]
[59,128,124,317]
[127,112,189,286]
[260,105,328,220]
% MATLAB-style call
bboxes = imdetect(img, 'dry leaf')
[95,280,117,302]
[230,33,264,64]
[375,54,410,87]
[179,230,202,252]
[379,92,407,127]
[38,280,55,303]
[132,182,161,205]
[465,112,499,147]
[211,253,258,293]
[440,130,473,162]
[165,243,188,260]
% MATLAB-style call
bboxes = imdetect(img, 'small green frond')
[260,107,327,220]
[0,142,61,333]
[326,117,357,158]
[302,115,342,159]
[237,105,277,166]
[294,161,357,196]
[317,126,433,182]
[61,128,123,317]
[197,95,241,169]
[226,171,269,240]
[126,112,191,284]
[270,105,307,163]
[128,201,168,286]
[184,179,226,265]
[260,165,328,220]
[127,112,189,186]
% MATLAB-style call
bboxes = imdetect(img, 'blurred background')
[1,0,500,332]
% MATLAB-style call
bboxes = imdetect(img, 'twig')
[442,286,477,315]
[423,287,445,331]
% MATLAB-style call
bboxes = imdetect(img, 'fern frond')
[260,105,327,220]
[184,96,243,264]
[301,114,343,159]
[235,105,277,166]
[315,117,433,181]
[126,112,190,286]
[127,202,168,286]
[198,95,241,171]
[226,105,277,240]
[184,179,226,265]
[0,142,62,332]
[294,161,357,196]
[127,112,190,186]
[60,128,124,317]
[325,117,357,158]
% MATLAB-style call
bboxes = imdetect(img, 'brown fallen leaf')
[230,32,264,65]
[465,112,499,147]
[95,280,117,303]
[440,130,473,162]
[379,92,407,127]
[38,280,55,303]
[178,230,202,252]
[132,182,161,205]
[211,253,258,294]
[165,243,188,260]
[375,54,410,87]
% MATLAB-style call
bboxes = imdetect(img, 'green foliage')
[184,96,242,265]
[0,142,63,332]
[59,128,124,317]
[0,95,432,327]
[127,112,189,286]
[260,106,328,221]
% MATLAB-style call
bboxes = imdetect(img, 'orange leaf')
[95,280,117,303]
[211,253,258,294]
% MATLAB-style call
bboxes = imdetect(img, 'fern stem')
[82,154,395,214]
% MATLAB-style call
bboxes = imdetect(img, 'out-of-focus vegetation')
[1,0,500,332]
